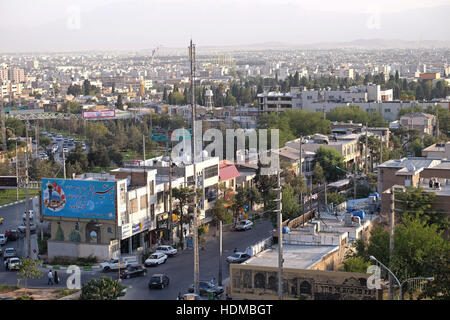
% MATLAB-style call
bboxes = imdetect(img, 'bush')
[16,294,33,300]
[80,276,125,300]
[76,255,97,266]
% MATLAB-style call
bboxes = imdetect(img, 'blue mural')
[41,178,116,220]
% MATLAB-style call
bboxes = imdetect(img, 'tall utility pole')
[218,219,223,286]
[299,137,303,214]
[63,150,66,179]
[380,133,383,167]
[388,186,395,300]
[365,123,368,174]
[189,39,200,295]
[25,121,31,258]
[1,98,6,153]
[168,155,173,245]
[143,135,146,165]
[276,169,283,300]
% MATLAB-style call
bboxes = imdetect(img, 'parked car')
[148,273,170,289]
[155,245,178,257]
[99,258,130,272]
[120,264,147,279]
[188,281,224,296]
[22,210,34,221]
[235,219,253,231]
[144,252,167,267]
[18,223,37,233]
[226,252,251,264]
[5,257,21,271]
[0,233,5,246]
[6,230,19,241]
[63,148,69,153]
[182,293,202,300]
[3,248,17,260]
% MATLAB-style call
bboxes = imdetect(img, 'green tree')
[314,146,346,182]
[395,187,449,231]
[116,94,124,110]
[282,184,299,220]
[211,198,233,225]
[80,276,125,300]
[327,192,346,206]
[342,256,371,273]
[17,258,43,293]
[312,162,325,185]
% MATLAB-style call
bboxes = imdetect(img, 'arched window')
[268,276,277,291]
[254,273,265,289]
[300,281,312,294]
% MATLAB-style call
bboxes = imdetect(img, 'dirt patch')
[1,288,79,300]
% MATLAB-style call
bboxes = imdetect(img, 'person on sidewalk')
[54,271,59,284]
[48,270,54,285]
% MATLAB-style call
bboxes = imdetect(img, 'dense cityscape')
[0,0,449,311]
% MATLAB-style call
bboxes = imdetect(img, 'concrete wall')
[48,240,112,260]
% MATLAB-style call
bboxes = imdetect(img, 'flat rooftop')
[242,244,339,270]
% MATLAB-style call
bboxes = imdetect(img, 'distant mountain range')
[194,39,450,52]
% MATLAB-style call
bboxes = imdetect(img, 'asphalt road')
[0,218,274,300]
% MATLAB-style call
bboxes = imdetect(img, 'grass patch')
[121,150,156,161]
[0,284,18,294]
[0,189,39,206]
[52,289,79,299]
[90,166,116,173]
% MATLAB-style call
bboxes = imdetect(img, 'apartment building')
[43,169,159,260]
[422,142,450,159]
[399,112,438,136]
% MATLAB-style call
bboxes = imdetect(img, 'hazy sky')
[1,0,449,52]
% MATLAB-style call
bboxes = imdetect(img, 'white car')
[236,220,253,231]
[3,248,16,259]
[63,148,69,153]
[144,252,167,267]
[22,210,34,220]
[155,245,178,257]
[99,258,129,272]
[226,252,251,264]
[5,257,21,271]
[0,233,6,245]
[18,223,37,233]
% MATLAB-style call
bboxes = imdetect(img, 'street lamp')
[400,277,434,300]
[369,255,401,300]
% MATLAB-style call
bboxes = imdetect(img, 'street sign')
[151,129,192,142]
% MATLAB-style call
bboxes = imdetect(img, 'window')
[384,108,391,113]
[140,195,147,210]
[254,273,265,289]
[150,181,154,195]
[204,165,218,179]
[120,183,125,203]
[157,191,164,204]
[129,198,138,213]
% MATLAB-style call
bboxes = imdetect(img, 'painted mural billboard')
[41,178,116,220]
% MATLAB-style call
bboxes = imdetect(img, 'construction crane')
[151,46,161,65]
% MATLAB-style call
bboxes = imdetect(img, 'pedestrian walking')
[54,271,59,284]
[233,248,237,253]
[177,292,184,300]
[47,270,54,285]
[210,277,216,286]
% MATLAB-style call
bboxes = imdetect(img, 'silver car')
[0,233,6,245]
